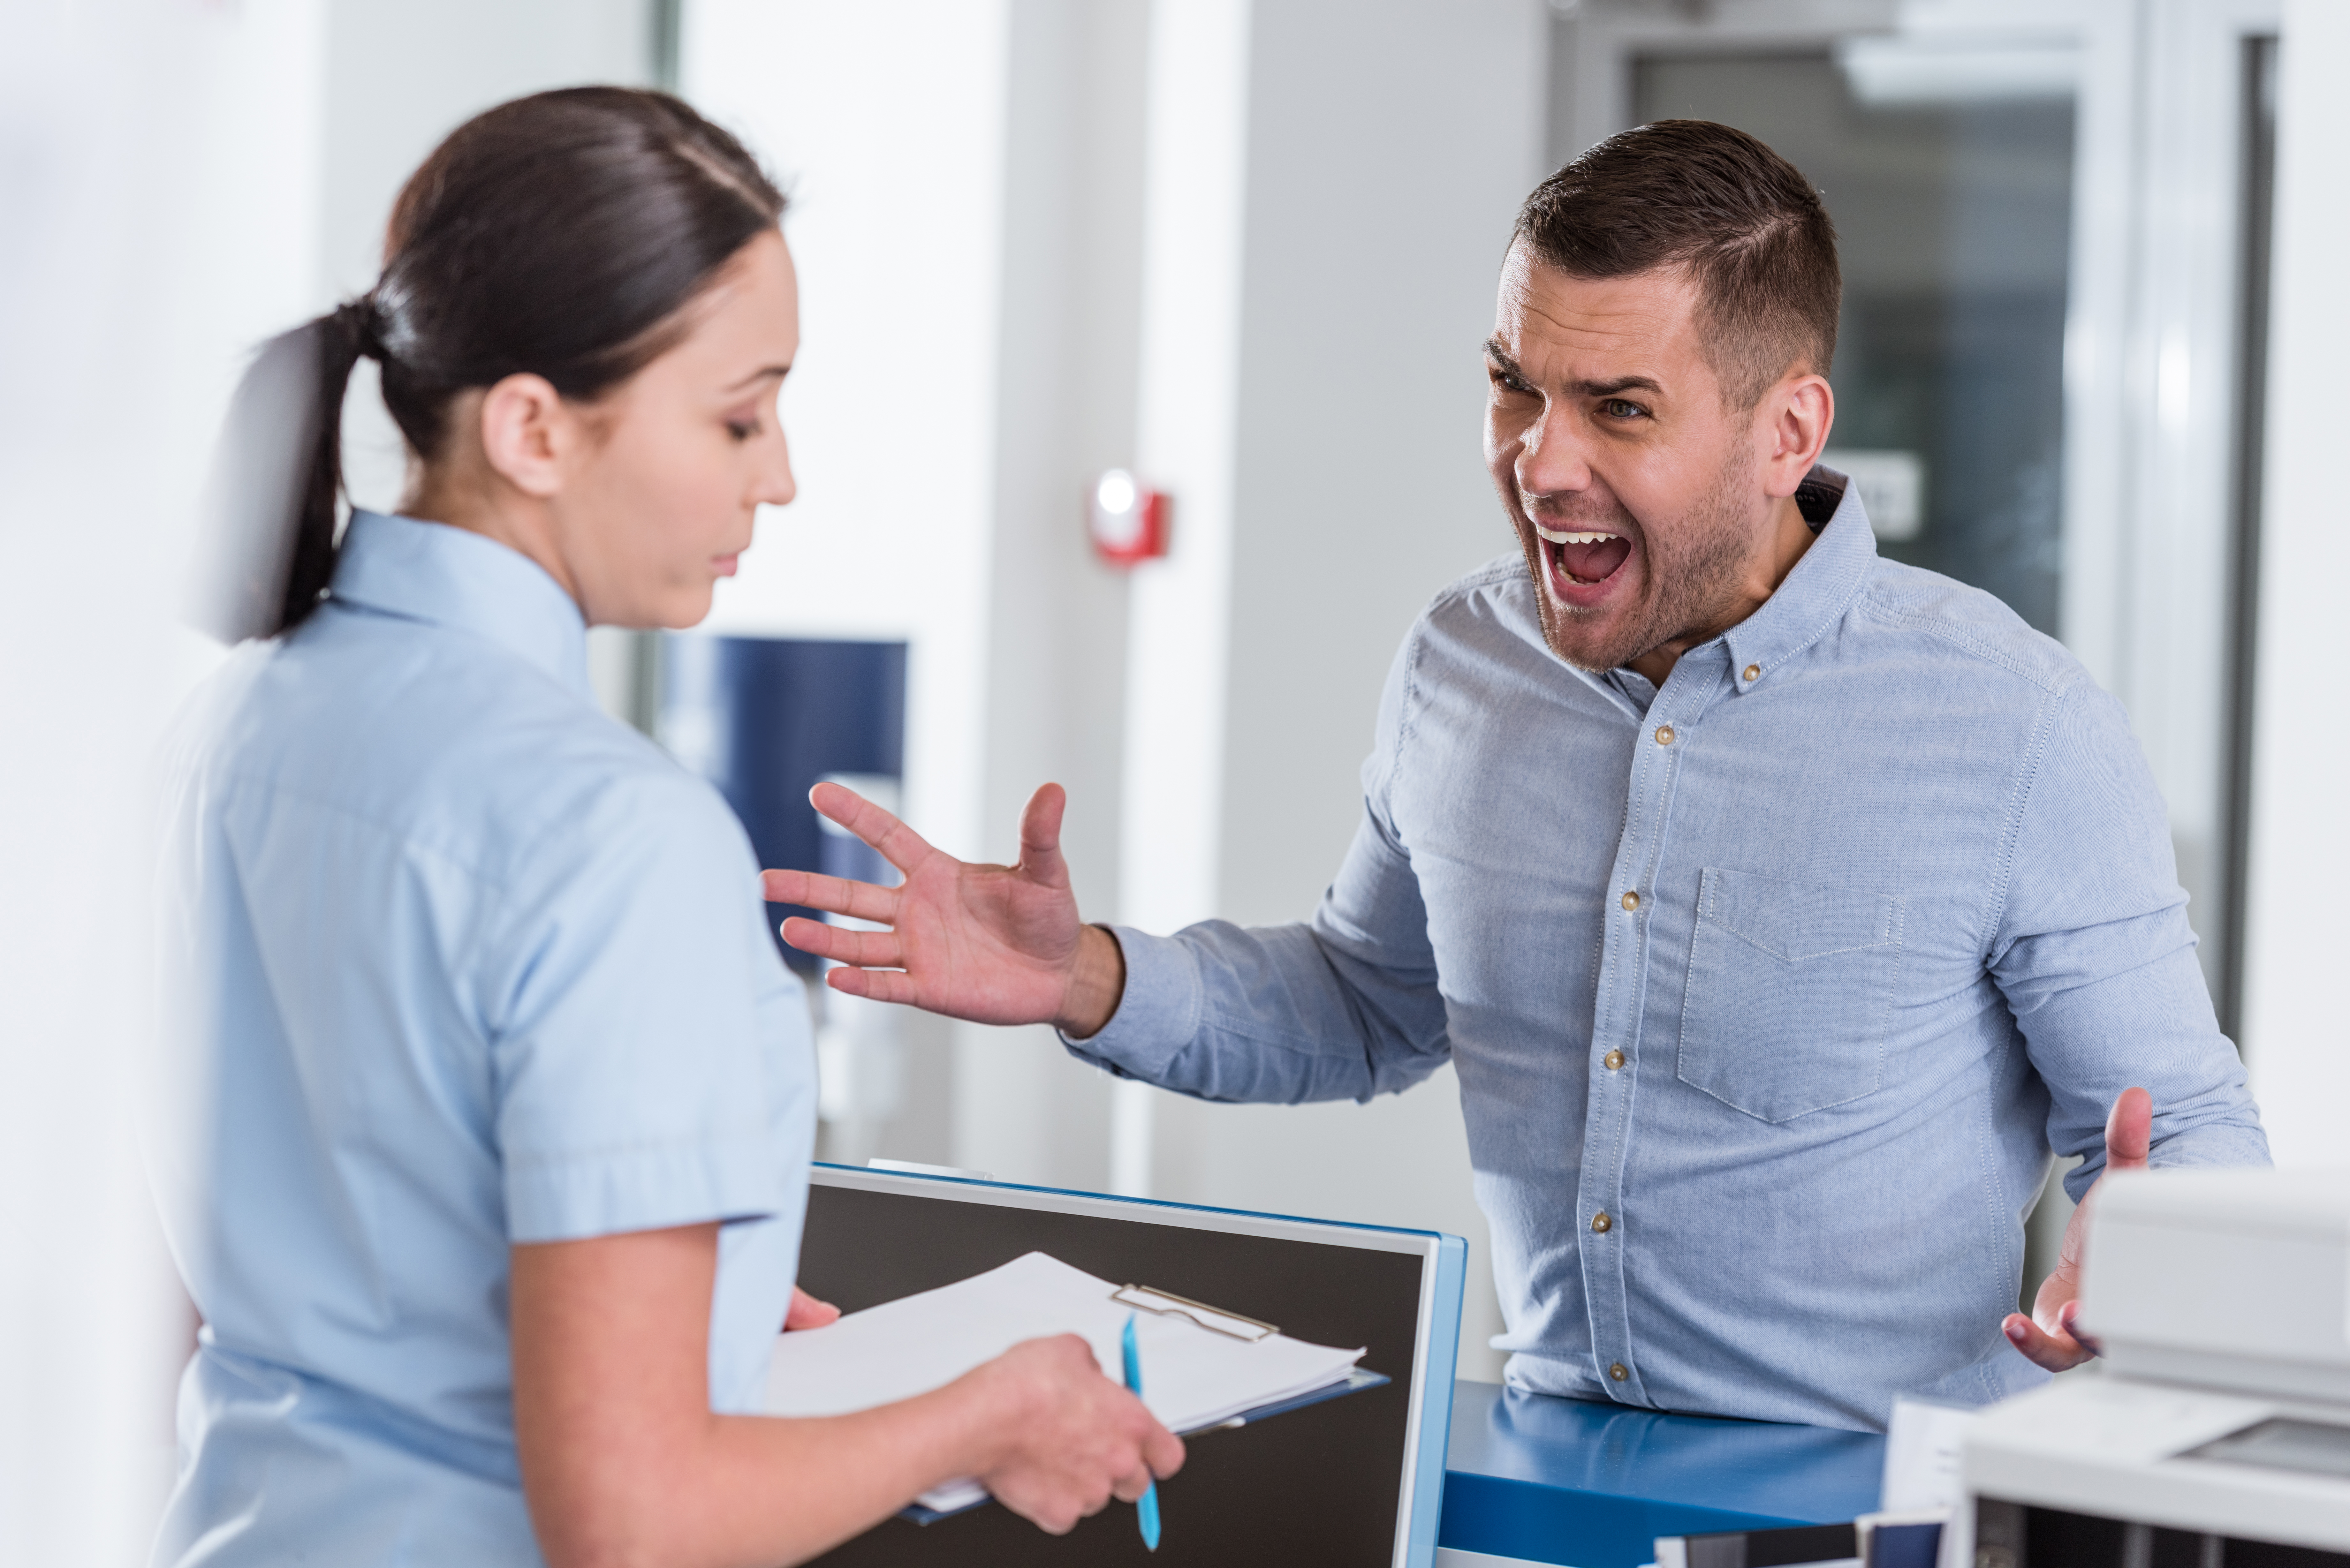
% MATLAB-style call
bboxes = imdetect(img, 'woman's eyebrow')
[724,364,792,391]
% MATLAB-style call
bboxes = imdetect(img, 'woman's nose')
[758,429,797,509]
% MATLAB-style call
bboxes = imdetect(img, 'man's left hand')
[2004,1085,2151,1372]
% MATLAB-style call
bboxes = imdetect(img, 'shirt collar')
[1716,465,1878,693]
[327,511,591,695]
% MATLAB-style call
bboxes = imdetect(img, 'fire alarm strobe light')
[1088,468,1170,566]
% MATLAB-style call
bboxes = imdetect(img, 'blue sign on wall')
[660,634,908,969]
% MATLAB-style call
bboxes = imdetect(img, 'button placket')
[1577,664,1706,1407]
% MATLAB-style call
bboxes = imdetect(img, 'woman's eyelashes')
[725,415,762,442]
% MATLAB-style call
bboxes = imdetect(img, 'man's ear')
[1758,372,1834,499]
[477,372,572,501]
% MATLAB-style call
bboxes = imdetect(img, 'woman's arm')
[512,1224,1184,1568]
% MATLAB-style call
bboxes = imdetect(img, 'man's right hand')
[959,1335,1185,1535]
[761,780,1127,1037]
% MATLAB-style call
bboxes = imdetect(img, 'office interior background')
[4,0,2345,1557]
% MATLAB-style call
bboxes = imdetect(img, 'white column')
[1110,0,1256,1196]
[2240,0,2350,1166]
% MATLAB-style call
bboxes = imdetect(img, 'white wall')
[2240,0,2350,1168]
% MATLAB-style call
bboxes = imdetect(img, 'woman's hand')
[512,1225,1181,1568]
[962,1336,1185,1534]
[784,1286,839,1331]
[761,780,1127,1037]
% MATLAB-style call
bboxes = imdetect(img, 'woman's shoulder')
[193,605,741,890]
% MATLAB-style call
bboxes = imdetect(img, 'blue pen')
[1120,1312,1162,1551]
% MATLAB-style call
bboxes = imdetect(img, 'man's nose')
[1518,404,1593,498]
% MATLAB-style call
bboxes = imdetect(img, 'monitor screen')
[792,1165,1457,1568]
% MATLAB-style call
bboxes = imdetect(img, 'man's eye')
[1489,370,1535,396]
[1601,399,1646,420]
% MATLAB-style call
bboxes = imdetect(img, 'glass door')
[1635,45,2074,636]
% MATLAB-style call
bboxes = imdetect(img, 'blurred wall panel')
[321,0,657,515]
[953,0,1152,1194]
[1124,0,1550,1383]
[0,1,273,1559]
[2240,0,2350,1167]
[683,0,1015,1168]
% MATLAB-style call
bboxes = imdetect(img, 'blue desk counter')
[1437,1380,1885,1568]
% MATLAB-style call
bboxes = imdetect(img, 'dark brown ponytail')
[214,88,785,639]
[271,300,383,633]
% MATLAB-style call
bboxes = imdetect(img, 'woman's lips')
[713,553,742,577]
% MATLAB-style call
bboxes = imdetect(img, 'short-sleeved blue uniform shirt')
[151,512,815,1566]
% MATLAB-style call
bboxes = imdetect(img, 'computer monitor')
[792,1163,1467,1568]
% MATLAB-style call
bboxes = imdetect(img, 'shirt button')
[1609,1362,1629,1382]
[1743,663,1762,682]
[1620,890,1640,912]
[1604,1049,1625,1071]
[1591,1211,1613,1233]
[1654,724,1675,745]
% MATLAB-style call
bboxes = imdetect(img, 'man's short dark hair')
[1513,120,1840,410]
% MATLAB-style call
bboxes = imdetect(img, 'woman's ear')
[477,372,573,500]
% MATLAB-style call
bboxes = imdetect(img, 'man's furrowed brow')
[1566,374,1664,397]
[1483,337,1521,375]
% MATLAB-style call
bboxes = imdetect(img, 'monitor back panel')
[796,1166,1441,1568]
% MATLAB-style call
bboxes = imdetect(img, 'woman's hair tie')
[330,295,385,362]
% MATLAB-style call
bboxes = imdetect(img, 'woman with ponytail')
[156,87,1179,1568]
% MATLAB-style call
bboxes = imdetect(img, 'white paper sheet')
[763,1251,1366,1513]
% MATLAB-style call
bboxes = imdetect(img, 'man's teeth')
[1534,526,1620,546]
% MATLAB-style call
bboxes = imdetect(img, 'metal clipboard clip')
[1111,1283,1278,1343]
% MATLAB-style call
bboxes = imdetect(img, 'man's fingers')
[826,965,921,1006]
[763,868,901,924]
[2002,1310,2094,1373]
[780,922,902,969]
[1018,783,1070,886]
[778,917,904,969]
[810,780,936,878]
[2106,1085,2153,1172]
[1144,1426,1186,1481]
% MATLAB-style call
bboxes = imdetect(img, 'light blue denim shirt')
[1069,478,2268,1432]
[152,512,815,1565]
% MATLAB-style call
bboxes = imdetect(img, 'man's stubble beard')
[1526,439,1761,675]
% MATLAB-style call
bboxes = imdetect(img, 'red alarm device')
[1088,469,1170,567]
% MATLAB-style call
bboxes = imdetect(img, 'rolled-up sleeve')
[1988,677,2271,1201]
[483,770,801,1243]
[1062,630,1453,1104]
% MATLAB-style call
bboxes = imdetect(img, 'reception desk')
[1436,1381,1886,1568]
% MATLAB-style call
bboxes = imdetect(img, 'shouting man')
[770,121,2269,1430]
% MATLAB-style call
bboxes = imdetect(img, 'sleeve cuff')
[1058,925,1204,1081]
[505,1127,789,1244]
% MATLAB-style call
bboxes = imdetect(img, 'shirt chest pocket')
[1675,867,1905,1124]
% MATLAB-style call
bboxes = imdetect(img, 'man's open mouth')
[1535,524,1632,586]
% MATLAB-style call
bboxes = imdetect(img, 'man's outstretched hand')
[2003,1085,2151,1372]
[761,781,1127,1037]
